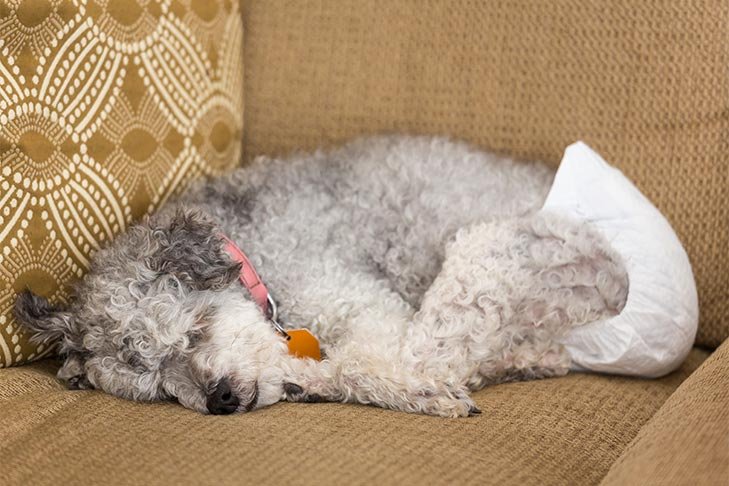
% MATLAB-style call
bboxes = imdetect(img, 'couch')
[1,1,727,485]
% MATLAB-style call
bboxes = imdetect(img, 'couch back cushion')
[243,0,729,347]
[0,0,244,367]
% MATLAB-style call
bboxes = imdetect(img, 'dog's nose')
[206,378,240,415]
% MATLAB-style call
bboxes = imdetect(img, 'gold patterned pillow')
[0,0,244,367]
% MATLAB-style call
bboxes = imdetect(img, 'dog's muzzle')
[206,378,240,415]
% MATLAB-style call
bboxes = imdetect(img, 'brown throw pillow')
[0,0,244,367]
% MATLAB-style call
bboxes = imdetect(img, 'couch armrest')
[601,340,729,485]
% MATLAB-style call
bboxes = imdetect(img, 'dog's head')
[14,208,289,414]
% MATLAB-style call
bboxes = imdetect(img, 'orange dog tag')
[286,329,321,360]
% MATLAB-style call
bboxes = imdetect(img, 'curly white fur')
[14,136,628,417]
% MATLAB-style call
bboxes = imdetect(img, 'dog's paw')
[283,382,303,397]
[283,382,305,401]
[283,382,326,403]
[415,386,480,418]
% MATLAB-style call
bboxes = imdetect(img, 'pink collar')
[221,235,289,338]
[222,234,322,360]
[221,235,270,314]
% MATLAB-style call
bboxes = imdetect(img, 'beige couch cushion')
[0,0,244,367]
[601,341,729,486]
[0,349,708,486]
[243,0,729,347]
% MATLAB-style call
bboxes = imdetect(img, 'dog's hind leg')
[411,211,629,390]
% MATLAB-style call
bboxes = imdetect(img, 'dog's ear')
[13,291,79,349]
[152,208,241,291]
[14,292,91,390]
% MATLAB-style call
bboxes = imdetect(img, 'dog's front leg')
[278,332,480,418]
[273,269,481,417]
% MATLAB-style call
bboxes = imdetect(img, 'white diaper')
[542,142,698,378]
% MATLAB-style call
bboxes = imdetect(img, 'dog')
[14,136,628,417]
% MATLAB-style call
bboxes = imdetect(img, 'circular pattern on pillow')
[0,0,243,366]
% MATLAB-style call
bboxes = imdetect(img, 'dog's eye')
[169,279,179,289]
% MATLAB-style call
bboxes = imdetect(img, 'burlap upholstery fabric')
[243,0,729,347]
[601,341,729,486]
[0,0,244,367]
[0,349,708,486]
